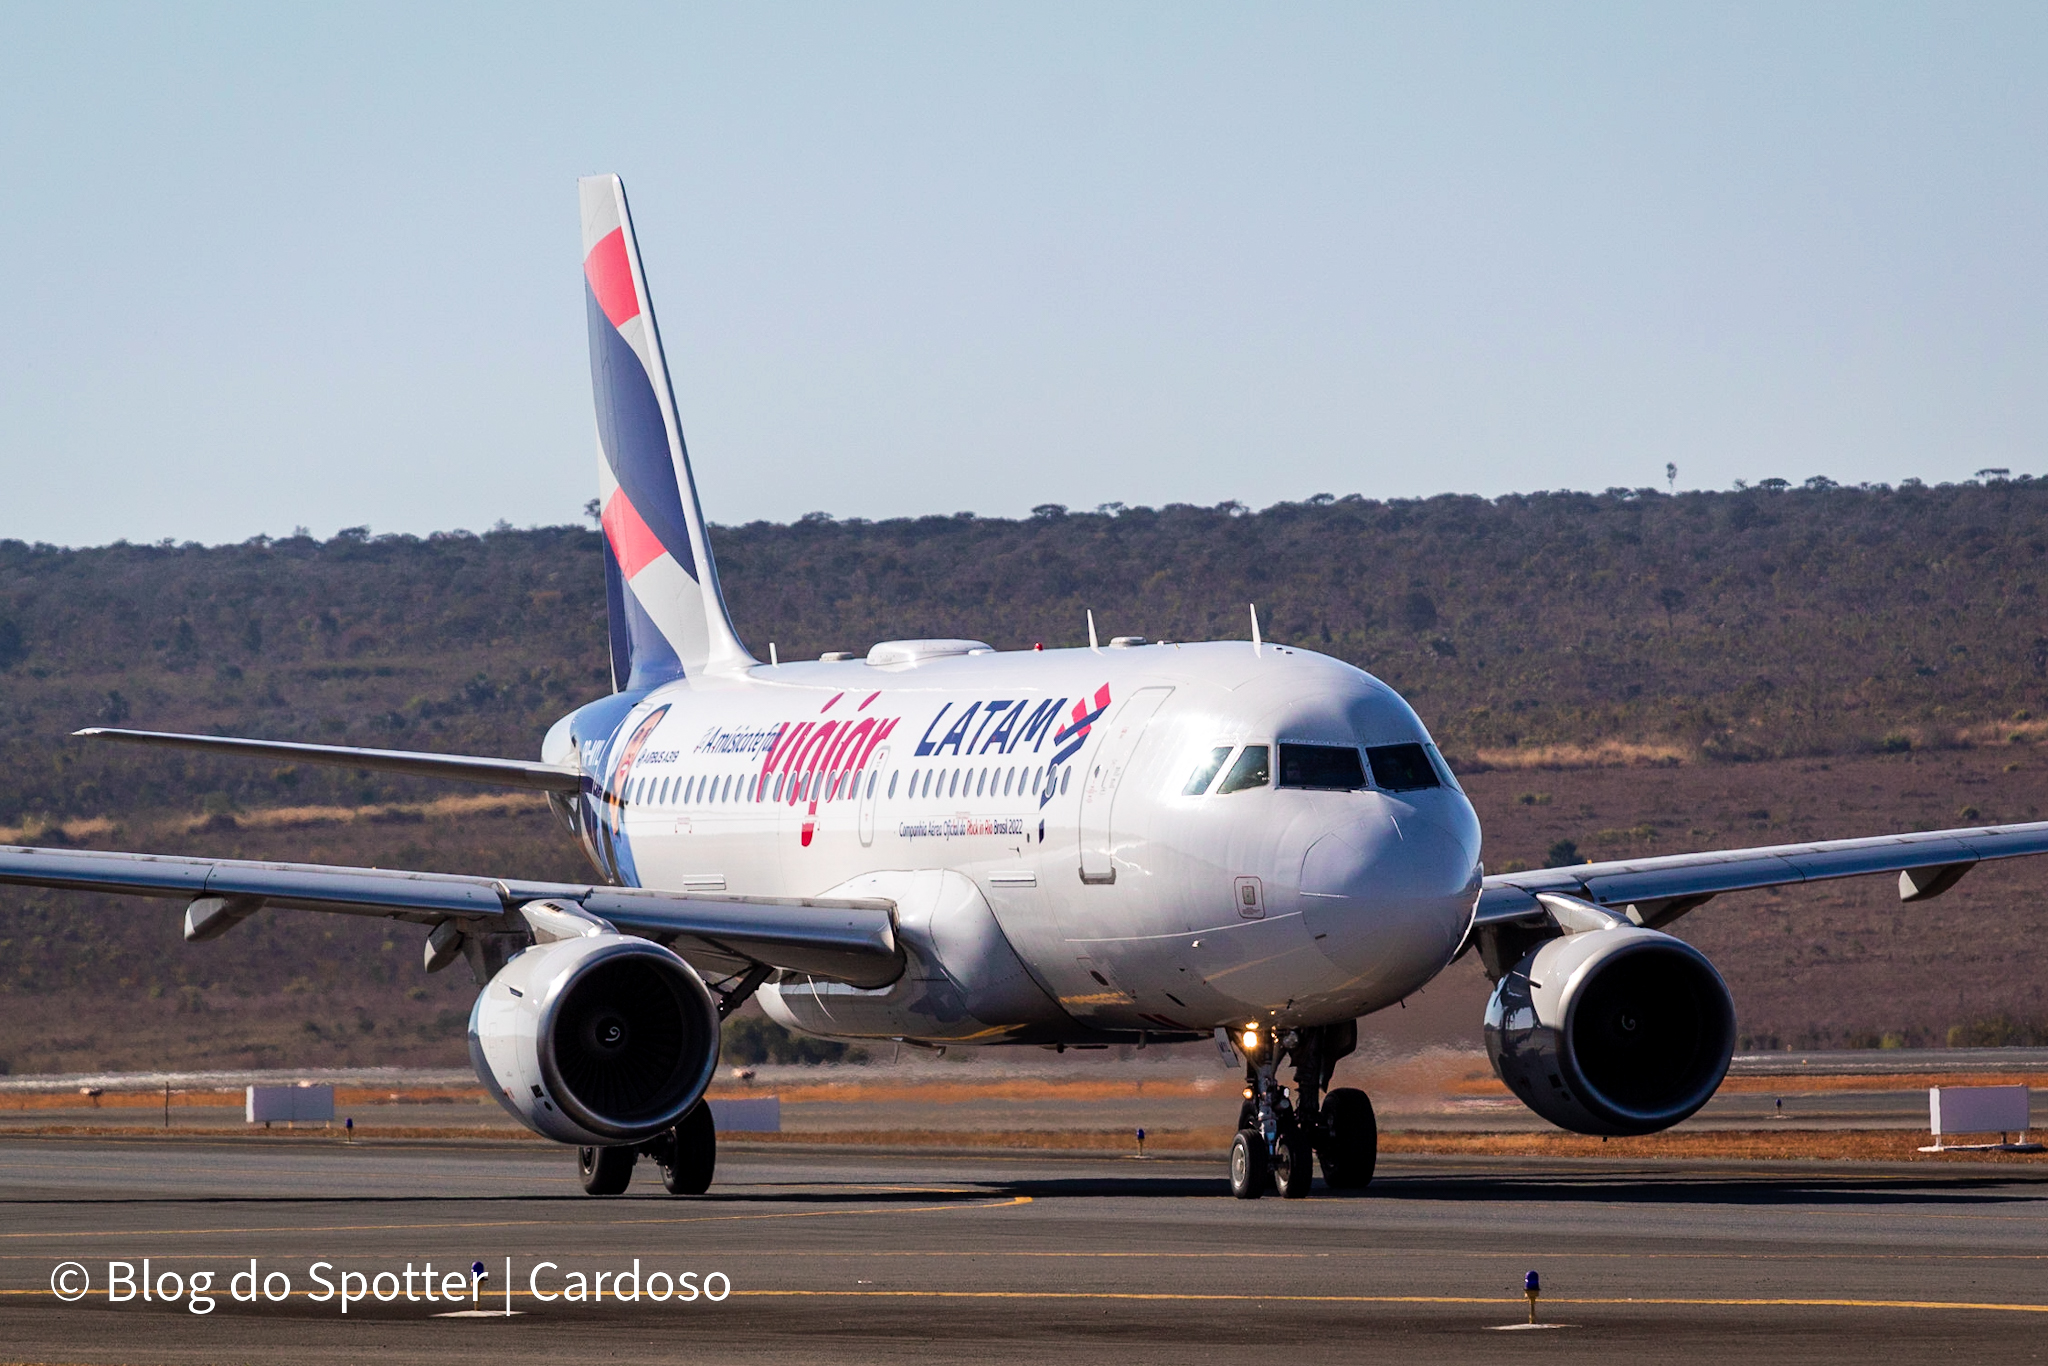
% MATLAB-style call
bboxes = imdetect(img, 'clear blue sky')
[1,3,2042,546]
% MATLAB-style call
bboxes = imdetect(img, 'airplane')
[7,174,2048,1200]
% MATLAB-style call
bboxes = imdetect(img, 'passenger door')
[1078,687,1173,885]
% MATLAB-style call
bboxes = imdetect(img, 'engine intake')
[469,932,720,1146]
[1483,926,1734,1136]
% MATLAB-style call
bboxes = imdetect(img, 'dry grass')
[0,1123,2037,1165]
[0,816,116,844]
[1464,741,1688,771]
[174,791,542,834]
[1959,719,2048,746]
[2,793,542,845]
[1716,1071,2048,1094]
[714,1077,1233,1105]
[0,1085,490,1113]
[1379,1128,2048,1163]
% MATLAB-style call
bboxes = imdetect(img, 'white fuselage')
[545,640,1484,1045]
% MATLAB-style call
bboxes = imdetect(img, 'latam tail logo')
[581,175,724,690]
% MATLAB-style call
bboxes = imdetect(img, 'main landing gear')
[1228,1019,1376,1200]
[576,1100,718,1196]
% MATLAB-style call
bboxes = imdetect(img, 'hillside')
[3,479,2047,1073]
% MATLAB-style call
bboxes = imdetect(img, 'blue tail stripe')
[585,282,698,581]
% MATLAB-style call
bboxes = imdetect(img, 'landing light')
[1240,1027,1260,1051]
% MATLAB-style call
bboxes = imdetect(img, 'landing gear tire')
[1272,1125,1314,1199]
[578,1144,636,1196]
[658,1101,717,1196]
[1229,1129,1268,1200]
[1318,1087,1377,1191]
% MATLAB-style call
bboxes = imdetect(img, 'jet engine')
[469,918,721,1146]
[1483,925,1735,1136]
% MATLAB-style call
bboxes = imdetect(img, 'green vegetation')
[5,479,2048,826]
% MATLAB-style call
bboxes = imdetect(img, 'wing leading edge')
[75,728,584,794]
[1464,818,2048,973]
[0,844,902,989]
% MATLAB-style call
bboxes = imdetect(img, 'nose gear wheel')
[1229,1129,1268,1199]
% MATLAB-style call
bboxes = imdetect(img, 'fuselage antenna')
[1087,609,1099,651]
[769,642,778,666]
[1250,603,1263,656]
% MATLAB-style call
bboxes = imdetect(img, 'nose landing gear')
[1228,1020,1373,1200]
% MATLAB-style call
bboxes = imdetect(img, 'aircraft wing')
[0,844,902,989]
[1468,818,2048,955]
[75,728,584,794]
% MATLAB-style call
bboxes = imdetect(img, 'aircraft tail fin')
[580,174,754,690]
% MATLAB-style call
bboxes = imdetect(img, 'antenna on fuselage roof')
[769,642,778,666]
[1086,610,1099,651]
[1250,603,1263,657]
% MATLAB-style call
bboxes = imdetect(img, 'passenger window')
[1181,746,1234,796]
[1216,745,1271,794]
[889,771,899,799]
[1366,743,1441,792]
[1277,744,1365,790]
[1060,767,1072,795]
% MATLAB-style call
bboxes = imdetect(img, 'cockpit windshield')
[1364,742,1440,792]
[1277,744,1366,790]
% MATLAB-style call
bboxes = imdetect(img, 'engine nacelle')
[469,932,721,1146]
[1484,926,1735,1136]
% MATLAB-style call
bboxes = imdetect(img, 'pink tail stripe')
[584,227,641,328]
[601,488,667,579]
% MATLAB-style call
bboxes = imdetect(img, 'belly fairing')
[758,870,1074,1043]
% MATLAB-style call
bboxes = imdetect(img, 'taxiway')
[2,1137,2046,1363]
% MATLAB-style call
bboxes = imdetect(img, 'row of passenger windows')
[616,762,1076,810]
[1181,741,1457,797]
[900,763,1071,803]
[614,741,1450,811]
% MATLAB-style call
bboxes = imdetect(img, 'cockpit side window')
[1277,744,1366,790]
[1365,742,1440,792]
[1215,744,1271,794]
[1424,742,1463,793]
[1181,746,1234,796]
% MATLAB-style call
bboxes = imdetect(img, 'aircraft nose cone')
[1300,809,1477,988]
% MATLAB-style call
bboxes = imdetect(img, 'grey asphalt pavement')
[2,1136,2047,1363]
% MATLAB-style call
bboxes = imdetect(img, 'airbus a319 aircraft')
[9,176,2048,1200]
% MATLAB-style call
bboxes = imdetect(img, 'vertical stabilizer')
[580,174,754,689]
